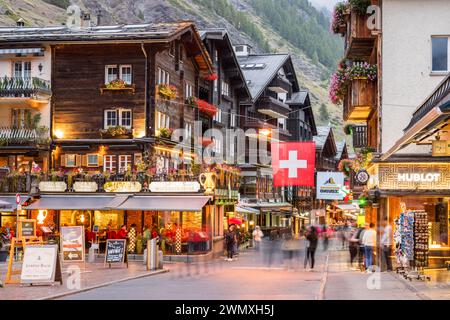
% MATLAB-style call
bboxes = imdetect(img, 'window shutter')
[76,155,82,167]
[82,155,88,167]
[60,154,66,167]
[98,154,104,167]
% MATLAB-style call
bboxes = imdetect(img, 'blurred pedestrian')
[304,226,319,270]
[362,223,377,272]
[322,224,329,251]
[225,225,236,261]
[234,225,240,257]
[348,225,359,269]
[252,226,264,251]
[381,217,393,271]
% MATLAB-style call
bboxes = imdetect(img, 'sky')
[309,0,340,11]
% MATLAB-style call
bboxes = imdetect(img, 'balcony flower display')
[338,159,356,176]
[106,79,128,89]
[204,73,218,81]
[331,2,348,34]
[329,61,377,105]
[197,99,218,117]
[158,127,173,139]
[185,96,198,108]
[100,126,132,138]
[157,84,178,100]
[348,0,371,15]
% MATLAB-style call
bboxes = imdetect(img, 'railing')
[352,125,368,148]
[256,96,290,117]
[0,77,51,98]
[0,127,50,145]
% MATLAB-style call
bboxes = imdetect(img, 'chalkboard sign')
[105,239,127,266]
[18,219,36,239]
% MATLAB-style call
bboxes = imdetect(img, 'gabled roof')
[237,53,299,102]
[199,28,251,100]
[314,125,337,156]
[286,91,308,105]
[0,21,213,74]
[335,140,347,160]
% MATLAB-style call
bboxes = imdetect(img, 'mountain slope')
[0,0,345,137]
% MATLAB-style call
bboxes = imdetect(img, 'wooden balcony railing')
[352,125,368,148]
[0,77,51,98]
[344,10,376,60]
[256,96,290,118]
[343,78,376,121]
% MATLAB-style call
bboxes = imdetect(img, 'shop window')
[60,210,92,228]
[103,155,116,172]
[118,155,131,173]
[93,210,124,231]
[87,154,99,167]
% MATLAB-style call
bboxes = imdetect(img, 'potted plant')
[158,127,173,139]
[157,84,177,100]
[338,159,356,176]
[100,126,132,139]
[343,124,354,135]
[185,96,197,108]
[331,2,349,34]
[348,0,371,15]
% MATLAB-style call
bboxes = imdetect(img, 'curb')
[317,253,329,300]
[39,269,169,300]
[389,272,432,300]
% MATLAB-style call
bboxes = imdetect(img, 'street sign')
[15,193,21,204]
[20,245,62,286]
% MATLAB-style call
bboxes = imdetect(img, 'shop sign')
[18,219,36,239]
[214,188,238,199]
[378,163,450,190]
[105,239,127,264]
[149,181,200,193]
[73,181,98,193]
[60,226,85,262]
[104,181,142,193]
[355,170,370,185]
[316,172,345,200]
[39,181,67,192]
[20,245,61,285]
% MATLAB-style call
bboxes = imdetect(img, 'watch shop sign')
[378,163,449,190]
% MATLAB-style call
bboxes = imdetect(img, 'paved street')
[57,239,448,300]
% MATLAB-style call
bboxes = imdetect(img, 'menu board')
[21,245,62,285]
[18,219,36,239]
[60,226,85,262]
[105,239,126,264]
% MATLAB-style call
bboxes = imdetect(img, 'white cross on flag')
[272,142,315,187]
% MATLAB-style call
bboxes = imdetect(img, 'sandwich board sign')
[61,226,85,262]
[20,244,62,285]
[105,239,128,268]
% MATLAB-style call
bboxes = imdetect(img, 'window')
[213,138,221,154]
[278,118,286,130]
[184,122,192,139]
[155,111,170,132]
[66,154,77,167]
[230,113,237,127]
[215,50,219,62]
[214,79,218,92]
[213,109,222,123]
[157,68,170,85]
[87,154,99,167]
[104,155,116,172]
[118,155,132,173]
[12,109,31,128]
[185,82,194,98]
[13,61,31,78]
[120,65,132,84]
[104,109,132,129]
[432,37,449,72]
[221,81,229,96]
[105,65,118,84]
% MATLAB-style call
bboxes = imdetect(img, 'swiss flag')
[272,142,316,187]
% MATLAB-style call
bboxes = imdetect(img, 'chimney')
[16,18,25,27]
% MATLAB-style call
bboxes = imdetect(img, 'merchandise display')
[414,211,429,267]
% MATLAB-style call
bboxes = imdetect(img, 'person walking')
[348,225,359,269]
[362,223,377,273]
[322,224,329,251]
[304,226,319,270]
[381,217,393,271]
[225,225,236,261]
[252,226,264,251]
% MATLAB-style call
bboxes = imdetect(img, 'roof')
[286,91,308,105]
[335,140,347,160]
[237,53,296,101]
[313,126,331,150]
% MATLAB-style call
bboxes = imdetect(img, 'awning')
[0,195,27,212]
[0,200,14,212]
[24,195,117,210]
[336,204,360,211]
[235,206,260,215]
[0,48,44,55]
[117,196,211,211]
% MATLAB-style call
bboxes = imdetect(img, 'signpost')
[105,239,128,268]
[20,244,62,286]
[60,226,85,263]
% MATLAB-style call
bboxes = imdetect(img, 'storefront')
[368,161,450,268]
[0,195,27,229]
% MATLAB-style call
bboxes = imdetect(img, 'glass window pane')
[432,37,448,71]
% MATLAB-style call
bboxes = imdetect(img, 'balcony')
[0,127,50,146]
[256,96,290,119]
[343,78,376,121]
[267,76,291,94]
[0,77,51,107]
[344,10,376,60]
[352,125,368,148]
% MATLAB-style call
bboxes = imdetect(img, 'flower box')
[100,80,135,94]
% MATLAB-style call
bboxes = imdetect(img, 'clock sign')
[355,170,370,185]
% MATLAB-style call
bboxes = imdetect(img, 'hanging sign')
[21,245,62,285]
[149,181,200,193]
[104,181,142,193]
[316,172,345,200]
[60,226,85,262]
[355,170,370,185]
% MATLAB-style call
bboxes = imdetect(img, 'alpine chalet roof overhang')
[199,28,251,100]
[0,21,213,75]
[313,126,337,156]
[237,53,300,102]
[381,74,450,161]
